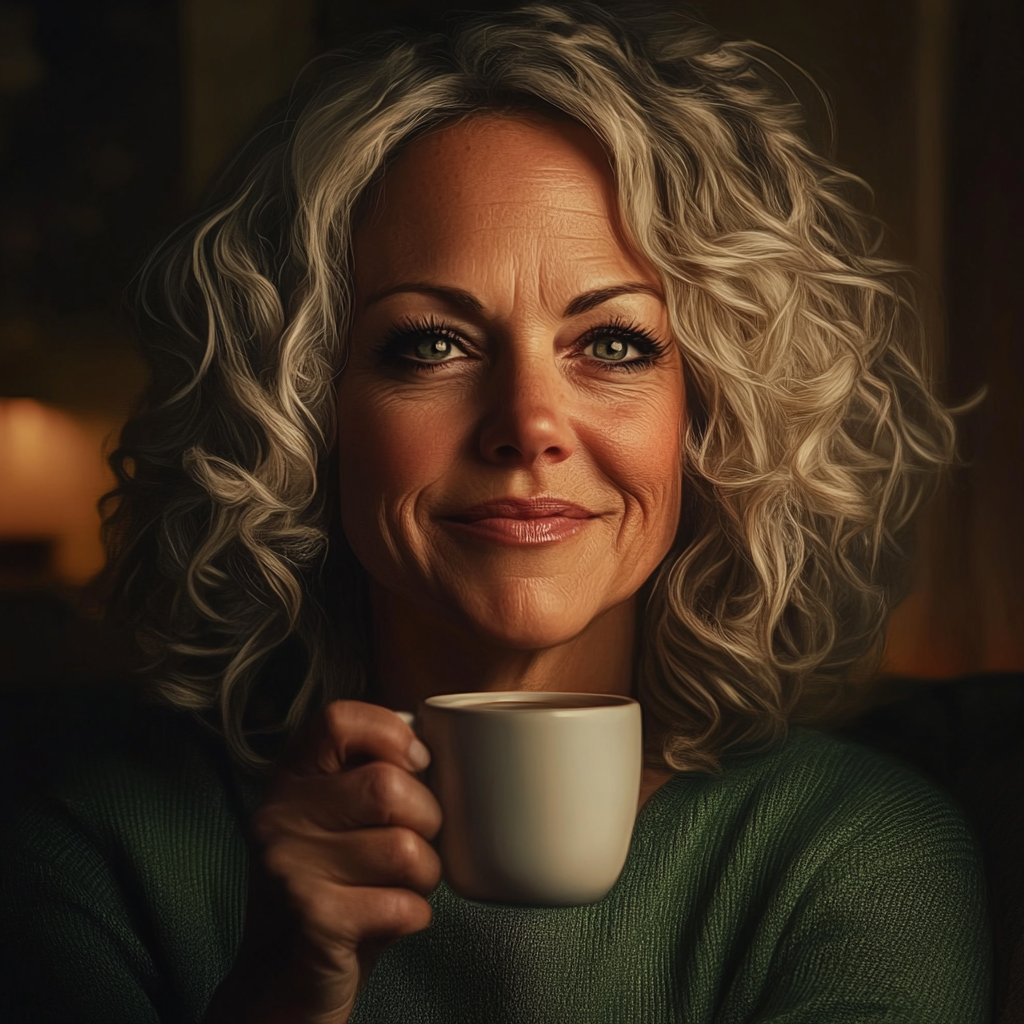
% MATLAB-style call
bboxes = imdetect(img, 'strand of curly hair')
[101,2,958,772]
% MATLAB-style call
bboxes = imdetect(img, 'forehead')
[379,113,613,206]
[352,114,653,291]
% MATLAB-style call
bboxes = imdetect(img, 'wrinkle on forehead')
[352,113,657,308]
[458,203,621,236]
[376,114,621,220]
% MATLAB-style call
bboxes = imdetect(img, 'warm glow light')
[882,591,963,679]
[0,398,118,584]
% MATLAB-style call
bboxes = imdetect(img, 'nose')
[477,343,575,467]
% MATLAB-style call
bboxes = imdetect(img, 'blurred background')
[1,0,1021,692]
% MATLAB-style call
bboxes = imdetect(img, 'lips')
[440,497,599,546]
[446,497,597,523]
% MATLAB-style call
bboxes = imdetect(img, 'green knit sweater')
[0,704,991,1023]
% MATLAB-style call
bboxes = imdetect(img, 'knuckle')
[323,699,351,734]
[361,762,404,813]
[260,842,298,881]
[323,701,353,754]
[324,698,371,734]
[381,827,421,875]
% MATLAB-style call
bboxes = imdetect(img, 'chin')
[455,583,603,651]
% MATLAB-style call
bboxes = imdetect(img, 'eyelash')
[375,315,669,375]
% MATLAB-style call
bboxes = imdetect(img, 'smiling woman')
[340,116,684,703]
[0,3,990,1023]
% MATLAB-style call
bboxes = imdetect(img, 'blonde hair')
[103,2,957,772]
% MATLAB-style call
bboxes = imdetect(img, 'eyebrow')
[562,284,663,317]
[363,282,664,318]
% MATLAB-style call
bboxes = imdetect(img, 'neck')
[366,582,676,807]
[368,582,638,711]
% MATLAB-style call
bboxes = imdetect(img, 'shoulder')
[655,725,969,810]
[759,726,975,838]
[728,725,966,813]
[646,727,983,877]
[637,728,991,1020]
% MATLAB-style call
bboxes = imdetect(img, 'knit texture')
[0,705,991,1023]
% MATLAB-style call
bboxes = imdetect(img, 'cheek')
[336,386,457,502]
[579,384,685,568]
[581,387,684,494]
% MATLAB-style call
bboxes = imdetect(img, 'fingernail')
[407,738,431,772]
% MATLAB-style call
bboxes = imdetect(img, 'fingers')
[236,700,440,1019]
[265,825,443,896]
[295,882,435,953]
[261,761,443,839]
[256,761,443,847]
[281,700,430,777]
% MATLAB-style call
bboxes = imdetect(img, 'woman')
[0,3,990,1022]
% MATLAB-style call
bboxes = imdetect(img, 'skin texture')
[339,114,686,711]
[210,116,685,1024]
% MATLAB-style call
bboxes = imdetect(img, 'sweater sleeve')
[0,711,251,1024]
[733,767,992,1024]
[0,821,163,1024]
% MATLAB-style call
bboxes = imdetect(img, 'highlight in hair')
[101,2,958,772]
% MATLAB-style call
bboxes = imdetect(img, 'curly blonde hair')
[103,2,957,772]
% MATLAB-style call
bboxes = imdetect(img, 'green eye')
[590,336,630,361]
[377,317,472,373]
[414,337,455,361]
[578,322,668,374]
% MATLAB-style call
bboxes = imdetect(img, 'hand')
[204,700,441,1024]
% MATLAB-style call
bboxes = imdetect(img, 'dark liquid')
[459,696,623,711]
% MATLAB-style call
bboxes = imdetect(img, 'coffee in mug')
[448,695,618,711]
[399,691,642,906]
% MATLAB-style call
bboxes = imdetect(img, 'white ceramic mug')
[398,691,642,906]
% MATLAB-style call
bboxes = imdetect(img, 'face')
[338,114,685,651]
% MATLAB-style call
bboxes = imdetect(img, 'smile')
[441,497,599,546]
[441,515,594,545]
